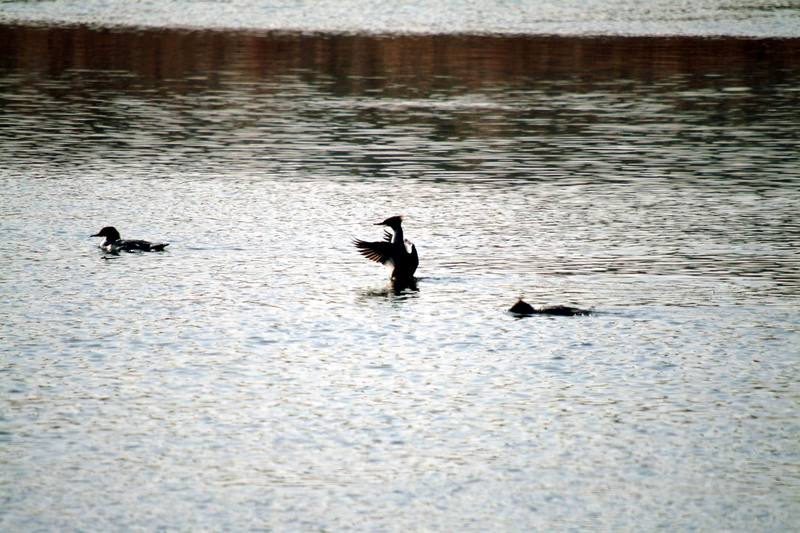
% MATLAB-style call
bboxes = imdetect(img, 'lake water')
[2,0,800,37]
[1,14,800,533]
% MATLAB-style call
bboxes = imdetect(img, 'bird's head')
[91,226,121,241]
[375,215,404,230]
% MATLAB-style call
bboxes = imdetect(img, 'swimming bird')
[91,226,169,253]
[354,216,418,281]
[509,298,591,317]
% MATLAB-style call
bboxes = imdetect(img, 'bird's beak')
[374,222,385,226]
[90,233,100,237]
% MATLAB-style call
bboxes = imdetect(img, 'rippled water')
[1,26,800,531]
[1,0,800,37]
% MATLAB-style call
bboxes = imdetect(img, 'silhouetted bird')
[509,298,591,316]
[91,226,169,253]
[354,216,418,281]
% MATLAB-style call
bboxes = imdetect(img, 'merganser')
[91,226,169,253]
[509,298,591,316]
[354,216,418,281]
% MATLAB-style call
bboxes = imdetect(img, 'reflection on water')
[361,279,420,299]
[1,25,799,532]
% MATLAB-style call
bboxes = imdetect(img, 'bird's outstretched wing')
[383,229,393,242]
[353,239,393,264]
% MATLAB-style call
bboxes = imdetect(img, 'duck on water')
[354,216,418,283]
[509,298,591,317]
[91,226,169,253]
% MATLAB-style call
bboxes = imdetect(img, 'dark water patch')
[2,25,800,84]
[1,26,799,188]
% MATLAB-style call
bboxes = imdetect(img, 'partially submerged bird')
[509,298,591,317]
[91,226,169,253]
[354,216,418,282]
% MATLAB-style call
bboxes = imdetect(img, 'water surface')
[1,0,800,37]
[1,25,799,531]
